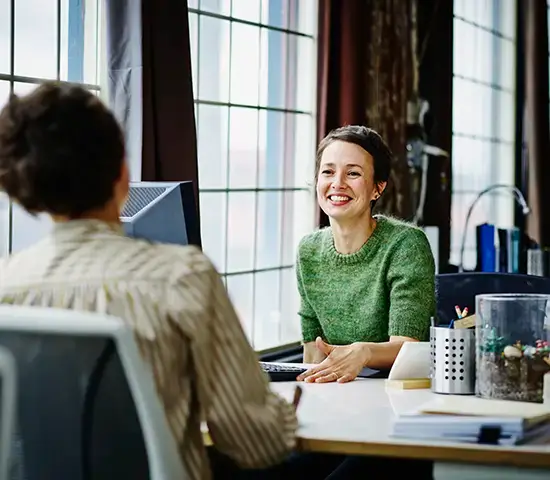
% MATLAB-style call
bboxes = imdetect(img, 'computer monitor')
[120,181,201,248]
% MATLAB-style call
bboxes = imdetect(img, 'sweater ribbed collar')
[323,215,388,265]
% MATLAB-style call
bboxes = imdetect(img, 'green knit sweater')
[296,215,436,345]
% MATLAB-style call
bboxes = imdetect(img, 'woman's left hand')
[297,337,371,383]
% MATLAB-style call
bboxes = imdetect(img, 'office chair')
[435,272,550,325]
[0,306,187,480]
[0,346,16,480]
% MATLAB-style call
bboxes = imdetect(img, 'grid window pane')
[451,2,517,269]
[261,0,291,29]
[295,0,316,36]
[0,0,10,75]
[228,107,259,188]
[294,36,315,113]
[13,81,38,96]
[60,0,100,84]
[232,0,261,23]
[226,192,256,273]
[258,110,285,188]
[0,80,9,108]
[188,13,198,94]
[198,15,230,102]
[253,270,281,350]
[279,267,301,343]
[230,22,261,106]
[259,27,287,110]
[292,113,315,187]
[199,0,230,17]
[226,273,254,339]
[192,1,317,348]
[256,191,283,269]
[15,0,58,79]
[198,192,227,272]
[197,104,229,189]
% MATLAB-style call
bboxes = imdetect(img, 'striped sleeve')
[177,260,298,469]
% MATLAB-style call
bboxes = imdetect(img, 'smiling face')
[316,140,385,223]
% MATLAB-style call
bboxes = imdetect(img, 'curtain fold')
[524,0,550,247]
[141,1,199,190]
[105,0,143,180]
[316,0,415,226]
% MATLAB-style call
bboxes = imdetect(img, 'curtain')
[141,0,198,189]
[105,0,143,180]
[316,0,416,226]
[524,0,550,247]
[105,0,200,219]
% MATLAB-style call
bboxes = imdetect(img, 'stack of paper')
[392,396,550,445]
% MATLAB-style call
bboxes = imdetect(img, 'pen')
[455,305,462,319]
[293,385,303,409]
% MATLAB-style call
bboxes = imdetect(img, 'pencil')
[461,307,469,318]
[455,305,462,319]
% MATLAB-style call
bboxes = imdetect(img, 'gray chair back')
[0,330,150,480]
[0,346,16,480]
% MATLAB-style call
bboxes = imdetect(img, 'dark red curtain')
[316,0,415,227]
[524,0,550,247]
[141,0,199,209]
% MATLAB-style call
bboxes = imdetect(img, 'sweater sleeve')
[386,228,435,341]
[296,240,323,343]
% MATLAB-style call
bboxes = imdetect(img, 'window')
[0,0,104,255]
[189,0,318,350]
[450,0,517,270]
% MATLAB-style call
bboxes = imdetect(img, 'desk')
[270,379,550,479]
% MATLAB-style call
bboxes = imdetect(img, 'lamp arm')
[458,184,529,272]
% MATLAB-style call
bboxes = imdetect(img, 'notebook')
[416,395,550,428]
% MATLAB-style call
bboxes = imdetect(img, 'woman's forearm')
[354,338,414,370]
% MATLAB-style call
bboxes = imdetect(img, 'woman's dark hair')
[316,125,392,206]
[0,82,125,217]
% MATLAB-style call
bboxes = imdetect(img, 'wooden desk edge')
[205,431,550,469]
[297,438,550,469]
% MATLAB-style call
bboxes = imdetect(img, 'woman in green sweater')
[296,125,436,383]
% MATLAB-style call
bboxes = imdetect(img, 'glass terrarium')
[476,294,550,403]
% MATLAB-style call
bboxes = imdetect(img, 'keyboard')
[260,362,307,382]
[260,362,391,382]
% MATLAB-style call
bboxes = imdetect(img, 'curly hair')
[0,82,125,217]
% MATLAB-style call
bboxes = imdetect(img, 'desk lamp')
[458,184,530,272]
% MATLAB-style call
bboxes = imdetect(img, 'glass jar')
[476,294,550,403]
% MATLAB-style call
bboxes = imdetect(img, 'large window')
[0,0,103,256]
[188,0,318,350]
[450,0,517,269]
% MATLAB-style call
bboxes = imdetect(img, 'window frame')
[189,0,318,350]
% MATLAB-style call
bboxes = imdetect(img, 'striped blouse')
[0,219,297,480]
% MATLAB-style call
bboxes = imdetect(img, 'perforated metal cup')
[430,326,475,395]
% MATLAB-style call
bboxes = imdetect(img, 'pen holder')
[430,326,475,395]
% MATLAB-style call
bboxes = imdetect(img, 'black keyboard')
[259,362,390,382]
[260,362,306,382]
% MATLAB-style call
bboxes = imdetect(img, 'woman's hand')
[297,337,371,383]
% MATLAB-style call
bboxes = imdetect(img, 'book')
[476,223,496,272]
[417,395,550,427]
[391,395,550,445]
